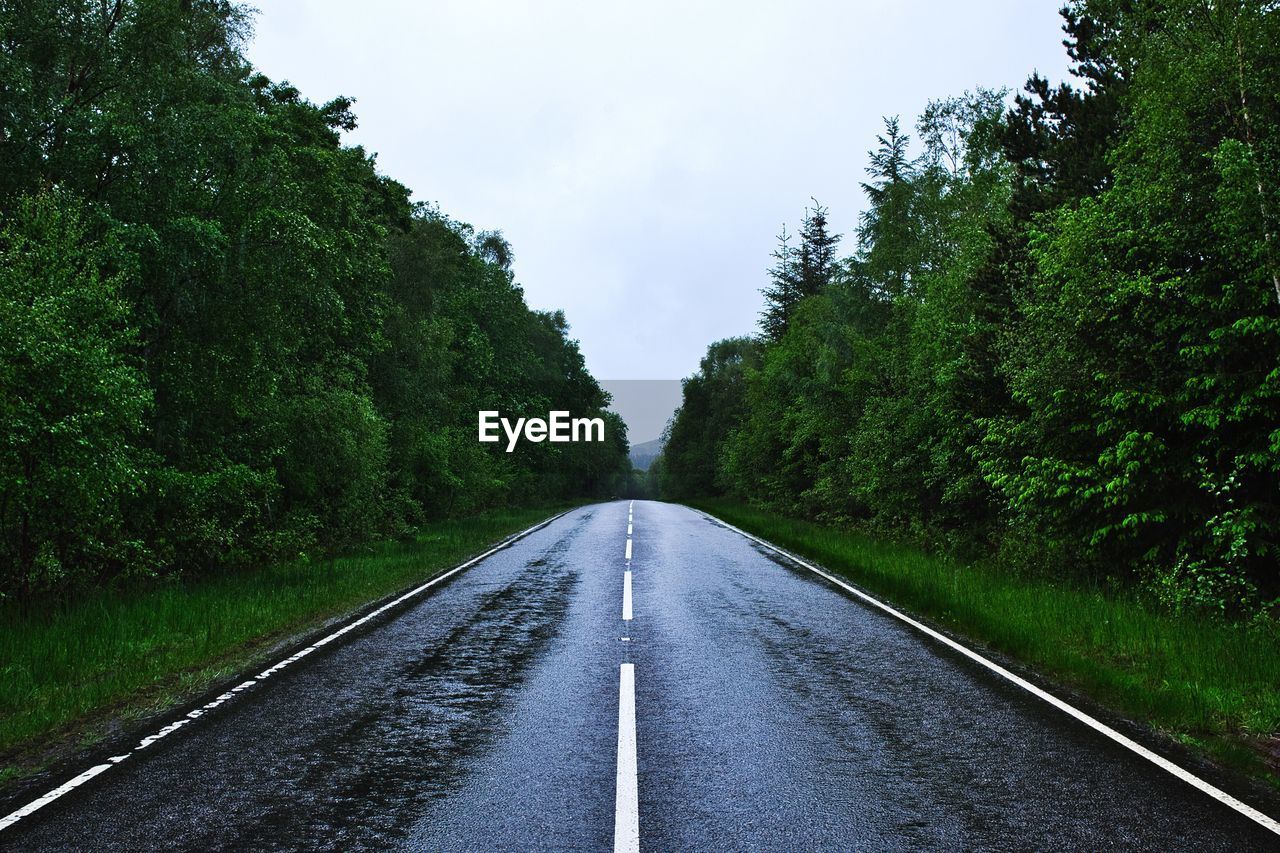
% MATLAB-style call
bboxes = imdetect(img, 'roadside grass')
[0,506,565,778]
[690,499,1280,787]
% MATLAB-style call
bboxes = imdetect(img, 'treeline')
[660,1,1279,615]
[0,1,629,600]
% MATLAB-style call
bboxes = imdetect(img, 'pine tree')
[796,199,840,297]
[759,223,801,342]
[759,203,841,342]
[857,117,919,298]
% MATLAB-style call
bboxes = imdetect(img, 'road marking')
[0,764,113,830]
[705,513,1280,837]
[0,510,575,836]
[623,570,633,621]
[627,522,633,536]
[614,663,640,853]
[625,538,632,561]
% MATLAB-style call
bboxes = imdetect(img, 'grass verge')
[0,505,568,784]
[690,498,1280,789]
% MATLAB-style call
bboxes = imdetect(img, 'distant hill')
[629,438,664,471]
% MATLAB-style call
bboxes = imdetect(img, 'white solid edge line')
[704,512,1280,838]
[623,570,633,621]
[0,509,575,835]
[625,538,632,561]
[614,663,640,853]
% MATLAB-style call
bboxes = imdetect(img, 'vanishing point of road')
[2,501,1278,850]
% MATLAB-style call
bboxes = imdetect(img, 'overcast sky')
[247,2,1074,383]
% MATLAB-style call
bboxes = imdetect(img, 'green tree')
[759,201,841,342]
[0,193,151,596]
[759,224,801,343]
[1,0,631,598]
[854,117,921,300]
[662,338,759,498]
[981,0,1280,610]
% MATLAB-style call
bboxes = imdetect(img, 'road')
[2,500,1277,850]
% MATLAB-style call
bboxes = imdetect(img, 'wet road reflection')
[3,501,1276,851]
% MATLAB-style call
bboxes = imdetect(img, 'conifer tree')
[759,224,800,342]
[856,117,919,299]
[760,202,841,342]
[797,200,840,298]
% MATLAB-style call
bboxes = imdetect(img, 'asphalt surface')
[2,500,1277,851]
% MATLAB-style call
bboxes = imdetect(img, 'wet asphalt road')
[3,500,1277,851]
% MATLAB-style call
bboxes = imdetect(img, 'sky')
[247,1,1074,390]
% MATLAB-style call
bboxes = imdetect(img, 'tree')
[759,224,801,342]
[854,117,921,300]
[662,337,760,498]
[664,1,1280,616]
[759,201,841,342]
[0,1,631,598]
[0,193,151,596]
[796,200,841,297]
[981,0,1280,611]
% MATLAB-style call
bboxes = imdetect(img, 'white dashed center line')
[614,663,640,853]
[614,500,641,851]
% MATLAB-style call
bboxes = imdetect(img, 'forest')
[659,0,1280,617]
[0,0,631,602]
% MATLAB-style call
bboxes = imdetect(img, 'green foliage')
[0,1,629,600]
[983,0,1280,610]
[0,194,151,595]
[661,337,759,498]
[758,201,841,342]
[666,2,1280,616]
